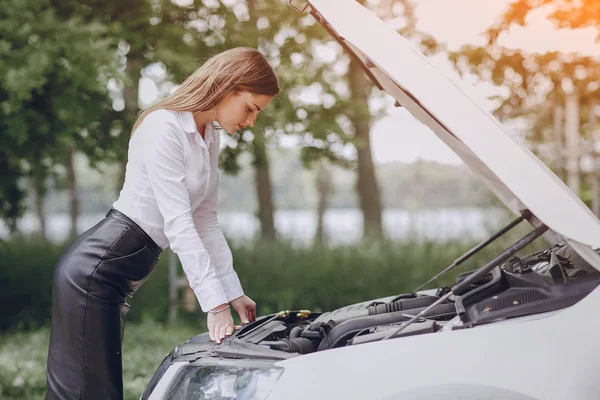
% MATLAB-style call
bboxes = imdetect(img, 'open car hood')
[304,0,600,270]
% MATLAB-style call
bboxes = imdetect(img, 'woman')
[45,47,279,400]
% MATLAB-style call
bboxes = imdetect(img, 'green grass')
[0,320,199,400]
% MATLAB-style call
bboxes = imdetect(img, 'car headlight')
[163,362,283,400]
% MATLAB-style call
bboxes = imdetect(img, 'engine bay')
[169,212,600,364]
[232,242,600,355]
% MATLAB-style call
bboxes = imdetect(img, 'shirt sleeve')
[144,115,228,312]
[192,139,244,303]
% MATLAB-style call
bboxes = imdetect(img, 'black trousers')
[45,209,162,400]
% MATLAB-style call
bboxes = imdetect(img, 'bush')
[0,238,63,331]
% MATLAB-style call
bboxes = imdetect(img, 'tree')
[175,0,360,240]
[0,0,116,234]
[448,0,600,208]
[246,0,277,240]
[347,0,436,238]
[50,0,202,184]
[314,160,333,245]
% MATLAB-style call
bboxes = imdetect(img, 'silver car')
[144,1,600,399]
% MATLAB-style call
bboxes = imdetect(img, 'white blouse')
[113,109,243,312]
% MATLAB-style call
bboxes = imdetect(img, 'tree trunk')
[66,145,80,238]
[121,55,144,186]
[247,0,276,240]
[564,90,580,196]
[314,162,333,245]
[552,101,564,179]
[252,131,277,240]
[348,57,383,238]
[589,99,599,216]
[32,173,47,240]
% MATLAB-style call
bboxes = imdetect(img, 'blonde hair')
[131,47,279,135]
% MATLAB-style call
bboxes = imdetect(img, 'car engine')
[233,243,600,354]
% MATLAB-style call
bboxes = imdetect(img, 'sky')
[141,0,600,166]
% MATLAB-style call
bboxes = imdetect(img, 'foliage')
[447,0,600,174]
[0,0,117,229]
[0,238,63,331]
[454,0,600,113]
[449,45,599,121]
[48,0,205,180]
[487,0,600,42]
[195,0,360,172]
[0,0,457,237]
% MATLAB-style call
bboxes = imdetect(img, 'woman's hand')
[207,304,237,344]
[231,295,256,325]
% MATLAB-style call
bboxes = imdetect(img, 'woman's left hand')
[231,295,256,325]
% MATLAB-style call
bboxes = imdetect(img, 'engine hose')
[290,326,304,339]
[368,295,440,315]
[316,295,443,325]
[317,302,456,351]
[261,338,314,354]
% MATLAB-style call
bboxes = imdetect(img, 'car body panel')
[266,285,600,399]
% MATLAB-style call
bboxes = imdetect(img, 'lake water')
[0,207,507,245]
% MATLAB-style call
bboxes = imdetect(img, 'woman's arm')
[192,180,244,304]
[144,113,228,313]
[192,126,244,303]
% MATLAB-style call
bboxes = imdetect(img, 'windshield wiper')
[391,209,532,302]
[382,222,549,340]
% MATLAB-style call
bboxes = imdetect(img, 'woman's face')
[214,91,274,135]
